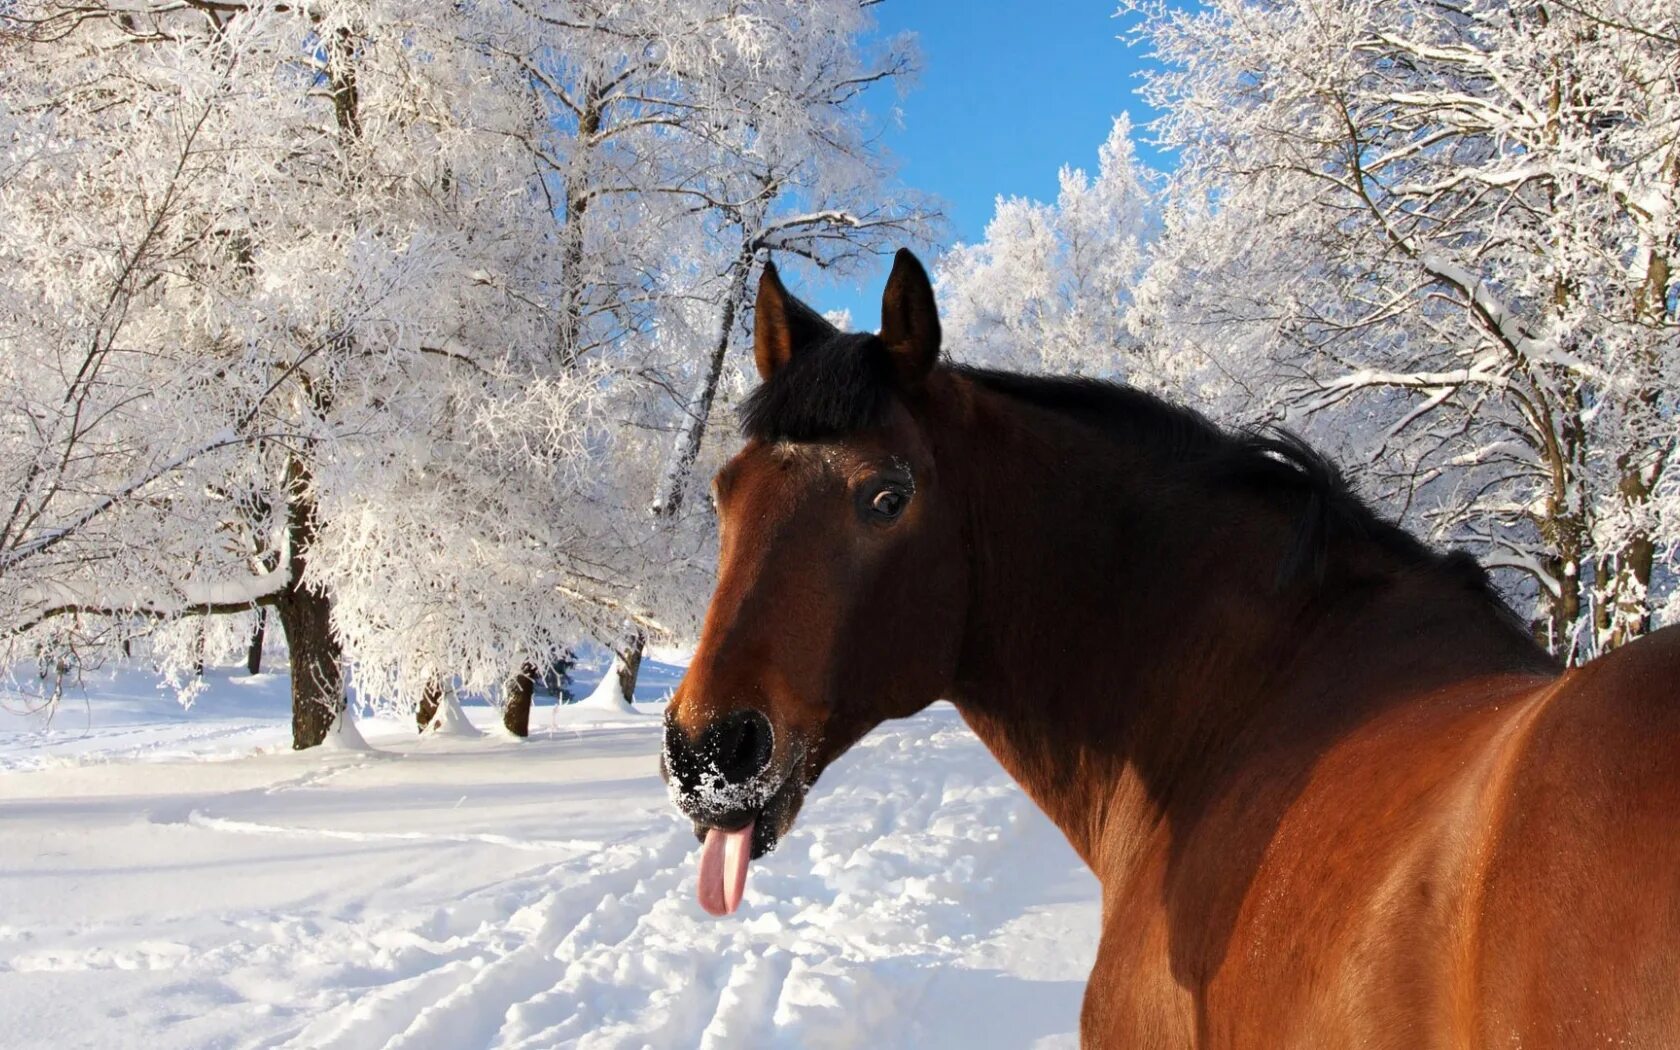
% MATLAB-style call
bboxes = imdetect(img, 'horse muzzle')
[662,709,812,861]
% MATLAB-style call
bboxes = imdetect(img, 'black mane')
[739,332,896,443]
[954,365,1488,592]
[738,351,1502,598]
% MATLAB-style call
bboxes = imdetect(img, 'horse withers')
[661,249,1680,1047]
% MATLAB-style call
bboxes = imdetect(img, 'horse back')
[1473,625,1680,1047]
[1089,627,1680,1049]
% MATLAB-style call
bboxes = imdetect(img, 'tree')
[327,0,936,713]
[1,1,570,741]
[1124,0,1680,659]
[935,116,1156,379]
[503,663,537,738]
[612,0,939,703]
[2,2,319,712]
[1,0,937,738]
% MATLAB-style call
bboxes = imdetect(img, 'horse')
[660,248,1680,1047]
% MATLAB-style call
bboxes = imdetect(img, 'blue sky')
[817,1,1167,325]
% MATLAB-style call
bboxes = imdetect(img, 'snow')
[0,666,1099,1048]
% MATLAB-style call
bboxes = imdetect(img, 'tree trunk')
[245,608,266,675]
[650,250,755,518]
[1603,476,1656,652]
[1531,386,1590,664]
[504,663,536,737]
[277,573,344,749]
[612,626,646,707]
[555,83,604,370]
[1607,534,1655,650]
[326,25,362,145]
[1537,506,1585,659]
[1601,235,1673,653]
[416,677,442,732]
[275,457,345,750]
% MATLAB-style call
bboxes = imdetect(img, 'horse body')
[936,371,1680,1046]
[662,251,1680,1047]
[1060,648,1680,1048]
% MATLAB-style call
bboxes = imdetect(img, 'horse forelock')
[738,332,900,443]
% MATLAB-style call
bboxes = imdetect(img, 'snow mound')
[422,687,484,739]
[318,706,373,751]
[574,653,636,713]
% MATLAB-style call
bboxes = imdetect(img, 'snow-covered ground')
[0,663,1099,1049]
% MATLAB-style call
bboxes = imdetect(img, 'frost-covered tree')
[935,116,1156,379]
[1124,0,1680,660]
[606,1,937,703]
[326,0,936,717]
[0,0,933,742]
[1,1,610,744]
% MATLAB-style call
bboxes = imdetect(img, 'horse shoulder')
[1083,672,1555,1048]
[1472,625,1680,1047]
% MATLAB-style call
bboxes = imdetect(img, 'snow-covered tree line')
[936,116,1156,379]
[939,0,1678,661]
[0,0,931,745]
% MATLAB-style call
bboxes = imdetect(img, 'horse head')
[661,250,968,915]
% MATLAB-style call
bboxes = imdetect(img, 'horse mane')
[736,342,1505,602]
[955,366,1498,596]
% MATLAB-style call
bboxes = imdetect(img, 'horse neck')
[934,378,1553,873]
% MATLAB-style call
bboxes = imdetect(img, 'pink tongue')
[696,820,754,917]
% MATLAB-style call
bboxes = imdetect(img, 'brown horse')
[661,249,1680,1047]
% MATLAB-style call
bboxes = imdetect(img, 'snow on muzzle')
[662,709,805,916]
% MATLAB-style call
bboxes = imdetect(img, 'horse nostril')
[702,709,774,787]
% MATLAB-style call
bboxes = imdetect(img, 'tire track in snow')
[474,714,1084,1049]
[696,946,795,1050]
[388,834,696,1050]
[184,811,607,857]
[12,708,1095,1049]
[0,719,278,771]
[267,714,1064,1049]
[282,832,694,1050]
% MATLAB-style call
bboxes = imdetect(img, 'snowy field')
[0,662,1098,1049]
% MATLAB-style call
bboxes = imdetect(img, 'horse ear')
[754,261,836,381]
[879,248,941,386]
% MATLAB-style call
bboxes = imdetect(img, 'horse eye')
[869,488,907,521]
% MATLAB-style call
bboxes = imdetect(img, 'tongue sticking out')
[696,820,755,917]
